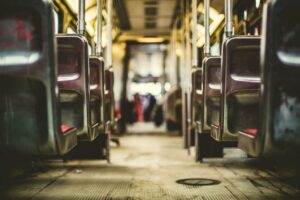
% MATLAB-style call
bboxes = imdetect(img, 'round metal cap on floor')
[176,178,221,186]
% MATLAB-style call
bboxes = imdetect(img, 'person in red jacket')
[134,94,144,122]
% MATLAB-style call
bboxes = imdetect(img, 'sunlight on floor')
[127,122,167,134]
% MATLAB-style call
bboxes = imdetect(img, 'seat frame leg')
[196,132,223,162]
[63,132,110,161]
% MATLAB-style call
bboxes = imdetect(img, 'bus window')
[211,43,220,56]
[67,27,76,34]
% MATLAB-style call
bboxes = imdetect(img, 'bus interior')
[0,0,300,199]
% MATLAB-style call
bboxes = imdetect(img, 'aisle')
[1,129,299,199]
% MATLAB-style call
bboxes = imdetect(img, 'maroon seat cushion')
[243,129,257,136]
[61,125,73,134]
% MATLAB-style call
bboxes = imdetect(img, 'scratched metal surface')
[0,124,299,199]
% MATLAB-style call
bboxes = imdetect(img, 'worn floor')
[1,123,300,200]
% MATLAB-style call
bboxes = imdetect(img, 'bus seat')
[239,0,300,157]
[104,69,115,128]
[202,57,221,135]
[0,0,77,155]
[191,68,202,132]
[165,86,182,131]
[195,57,223,161]
[56,35,98,141]
[89,56,105,130]
[212,36,261,142]
[262,0,300,155]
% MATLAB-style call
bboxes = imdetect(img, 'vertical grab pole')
[78,0,86,35]
[180,0,185,86]
[95,0,105,127]
[204,0,210,57]
[107,0,113,69]
[170,25,175,84]
[225,0,233,37]
[106,0,114,136]
[96,0,103,56]
[192,0,198,68]
[173,20,178,85]
[180,0,186,149]
[185,0,192,153]
[91,39,96,55]
[191,0,198,156]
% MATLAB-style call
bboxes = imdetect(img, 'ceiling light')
[137,37,165,43]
